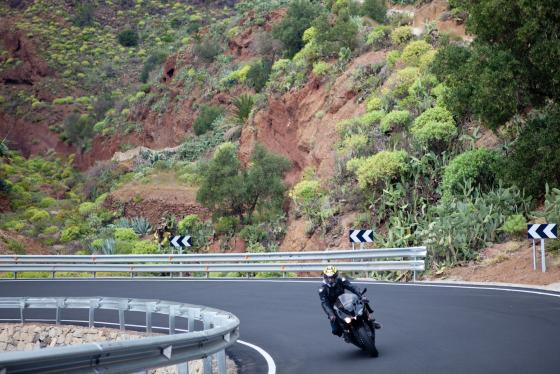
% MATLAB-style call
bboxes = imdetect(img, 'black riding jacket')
[318,277,362,319]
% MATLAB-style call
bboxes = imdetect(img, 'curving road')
[1,279,560,373]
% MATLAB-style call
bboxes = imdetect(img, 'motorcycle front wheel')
[354,323,378,357]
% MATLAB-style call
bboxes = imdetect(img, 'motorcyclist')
[318,265,381,339]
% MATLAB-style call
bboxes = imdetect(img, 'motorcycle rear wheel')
[354,324,378,357]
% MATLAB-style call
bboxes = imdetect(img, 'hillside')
[1,0,559,284]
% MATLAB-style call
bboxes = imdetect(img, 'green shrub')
[63,112,94,151]
[239,225,267,245]
[338,134,369,157]
[386,50,401,68]
[500,214,527,237]
[291,180,322,205]
[193,105,224,135]
[380,110,411,133]
[401,40,433,67]
[73,1,95,27]
[214,216,239,236]
[349,150,408,190]
[366,25,391,49]
[442,149,501,199]
[26,208,49,222]
[117,29,139,47]
[502,105,560,198]
[132,240,158,254]
[384,67,419,100]
[358,110,386,127]
[313,10,359,56]
[366,96,384,112]
[390,26,413,46]
[39,197,56,208]
[178,215,201,234]
[312,61,331,77]
[78,202,96,216]
[140,52,167,83]
[247,59,272,92]
[60,225,81,242]
[272,0,321,57]
[361,0,387,23]
[410,106,457,147]
[114,227,138,241]
[194,38,222,62]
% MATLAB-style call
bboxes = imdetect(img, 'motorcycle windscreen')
[334,293,359,315]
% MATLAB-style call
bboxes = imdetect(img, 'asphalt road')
[1,279,560,374]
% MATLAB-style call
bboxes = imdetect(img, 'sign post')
[527,224,557,272]
[349,229,375,278]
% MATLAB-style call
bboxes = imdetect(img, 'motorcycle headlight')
[344,317,352,324]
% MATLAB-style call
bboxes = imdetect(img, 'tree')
[361,0,386,23]
[196,143,246,220]
[245,144,291,220]
[435,0,560,129]
[313,8,359,57]
[196,143,290,222]
[272,0,322,57]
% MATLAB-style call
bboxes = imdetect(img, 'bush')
[313,10,359,56]
[114,227,138,241]
[390,26,413,46]
[60,226,81,242]
[380,110,411,133]
[193,105,224,135]
[361,0,387,23]
[247,59,272,92]
[132,240,158,254]
[140,52,167,83]
[78,202,96,216]
[401,40,433,67]
[312,61,331,77]
[349,150,408,190]
[178,214,200,233]
[194,38,222,62]
[366,96,383,112]
[410,106,457,147]
[442,149,501,199]
[272,0,321,57]
[384,67,419,100]
[366,25,391,50]
[500,214,527,237]
[214,216,239,236]
[73,1,95,27]
[63,112,94,151]
[239,224,268,245]
[117,29,139,47]
[502,105,560,198]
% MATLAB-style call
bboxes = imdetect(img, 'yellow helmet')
[323,265,338,276]
[323,265,338,287]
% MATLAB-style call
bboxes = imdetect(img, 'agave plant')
[100,238,116,255]
[130,216,152,236]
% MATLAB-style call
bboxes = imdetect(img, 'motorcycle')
[333,288,379,357]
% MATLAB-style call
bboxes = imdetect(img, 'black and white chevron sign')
[349,229,374,243]
[170,235,192,248]
[527,224,557,239]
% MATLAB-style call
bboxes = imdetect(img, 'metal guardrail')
[0,297,239,374]
[0,247,427,279]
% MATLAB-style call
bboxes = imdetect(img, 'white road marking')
[237,339,276,374]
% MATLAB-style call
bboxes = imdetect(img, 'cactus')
[130,217,152,236]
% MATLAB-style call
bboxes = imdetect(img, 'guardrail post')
[89,300,95,328]
[177,363,189,374]
[146,304,152,333]
[413,255,417,282]
[52,271,55,279]
[19,300,25,323]
[217,350,226,374]
[203,317,213,373]
[169,307,176,334]
[187,309,195,332]
[56,299,63,325]
[13,272,17,280]
[119,300,126,331]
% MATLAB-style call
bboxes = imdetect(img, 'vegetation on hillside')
[1,0,559,280]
